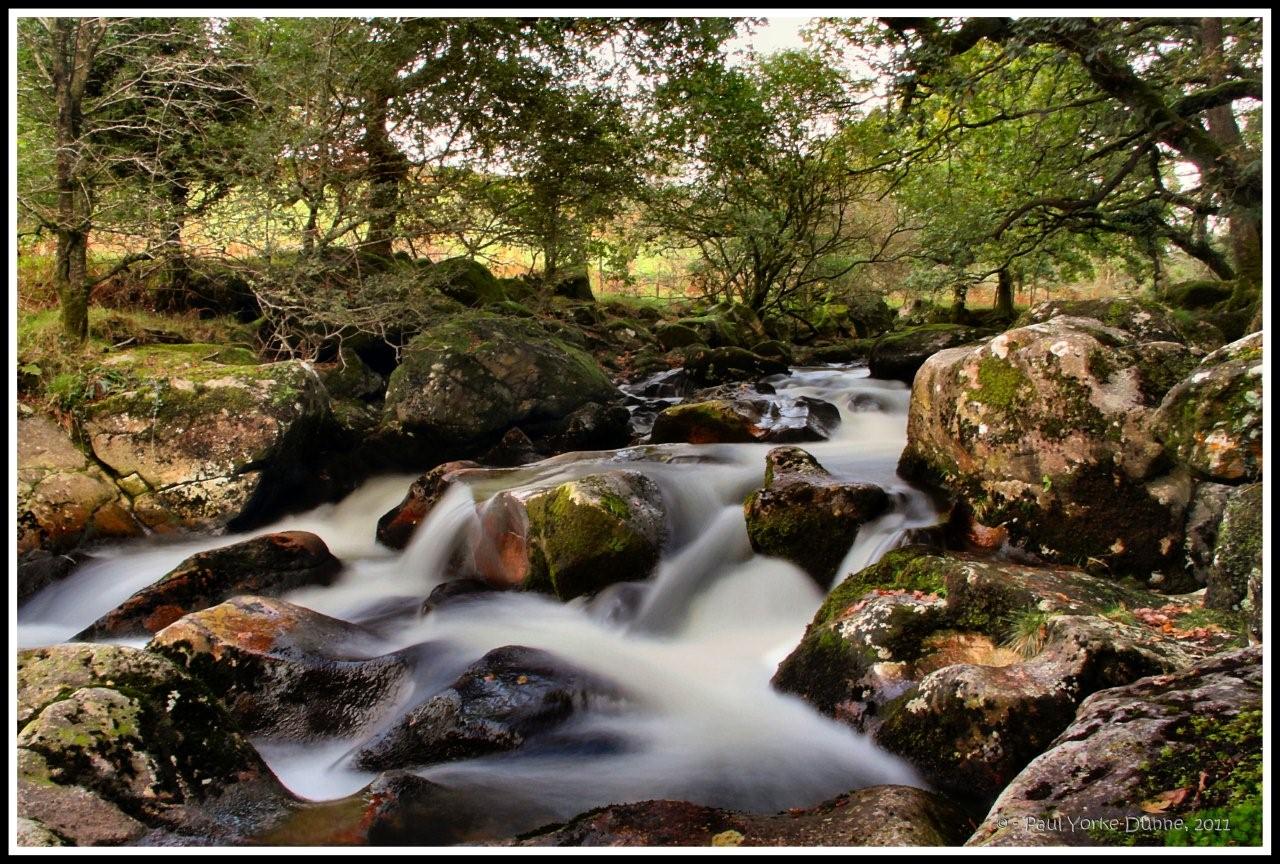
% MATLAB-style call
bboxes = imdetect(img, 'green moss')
[972,355,1031,411]
[817,547,948,626]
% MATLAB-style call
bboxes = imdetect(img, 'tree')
[645,51,906,316]
[828,17,1263,299]
[17,16,256,341]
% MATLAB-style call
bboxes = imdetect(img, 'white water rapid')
[18,364,941,828]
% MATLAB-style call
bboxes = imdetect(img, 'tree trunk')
[362,83,407,261]
[1200,18,1263,289]
[55,228,90,342]
[994,267,1015,318]
[164,179,191,299]
[950,283,968,323]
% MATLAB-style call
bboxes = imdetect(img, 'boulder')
[78,531,342,639]
[314,347,384,401]
[354,645,620,770]
[551,268,595,302]
[969,646,1262,847]
[383,313,618,450]
[17,413,141,556]
[430,256,507,307]
[899,316,1199,578]
[774,547,1188,724]
[376,460,482,550]
[148,596,413,740]
[523,401,633,455]
[869,324,985,382]
[1181,482,1233,587]
[508,786,968,847]
[683,346,788,387]
[79,344,331,532]
[744,447,890,587]
[774,548,1206,812]
[649,395,840,446]
[17,644,288,845]
[1153,332,1263,483]
[17,549,87,605]
[1015,297,1216,348]
[655,322,704,351]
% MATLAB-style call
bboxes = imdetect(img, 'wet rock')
[17,548,87,605]
[479,427,543,467]
[869,324,984,382]
[354,645,620,770]
[79,345,331,533]
[1153,332,1263,483]
[516,470,666,601]
[376,460,482,550]
[899,316,1198,577]
[508,785,968,846]
[148,596,413,740]
[384,312,618,450]
[420,578,497,616]
[525,401,633,455]
[18,413,142,556]
[744,447,889,587]
[683,346,788,387]
[259,770,561,846]
[17,644,287,845]
[969,646,1262,847]
[79,531,342,639]
[1208,483,1262,620]
[650,395,840,445]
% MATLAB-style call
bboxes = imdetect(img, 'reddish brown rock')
[78,531,342,639]
[376,460,481,549]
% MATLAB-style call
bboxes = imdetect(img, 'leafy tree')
[825,16,1263,303]
[646,50,904,317]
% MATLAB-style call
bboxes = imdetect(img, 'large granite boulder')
[78,344,331,532]
[17,644,289,846]
[899,316,1198,578]
[869,324,985,383]
[383,312,618,450]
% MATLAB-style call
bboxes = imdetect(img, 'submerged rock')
[148,596,413,740]
[383,312,618,450]
[17,644,289,846]
[78,345,331,533]
[744,447,889,587]
[969,646,1262,847]
[899,316,1197,577]
[1153,332,1263,483]
[18,413,141,557]
[354,645,620,770]
[79,531,342,639]
[507,786,968,847]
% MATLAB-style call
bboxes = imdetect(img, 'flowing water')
[19,364,942,831]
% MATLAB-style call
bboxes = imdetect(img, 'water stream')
[19,364,942,827]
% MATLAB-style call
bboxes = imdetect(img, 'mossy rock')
[869,324,985,382]
[384,312,618,448]
[1207,483,1262,618]
[1163,279,1234,311]
[17,643,282,842]
[1153,332,1263,483]
[1016,296,1218,350]
[523,471,667,601]
[744,447,890,587]
[968,646,1262,847]
[431,257,507,307]
[899,317,1197,578]
[655,322,703,351]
